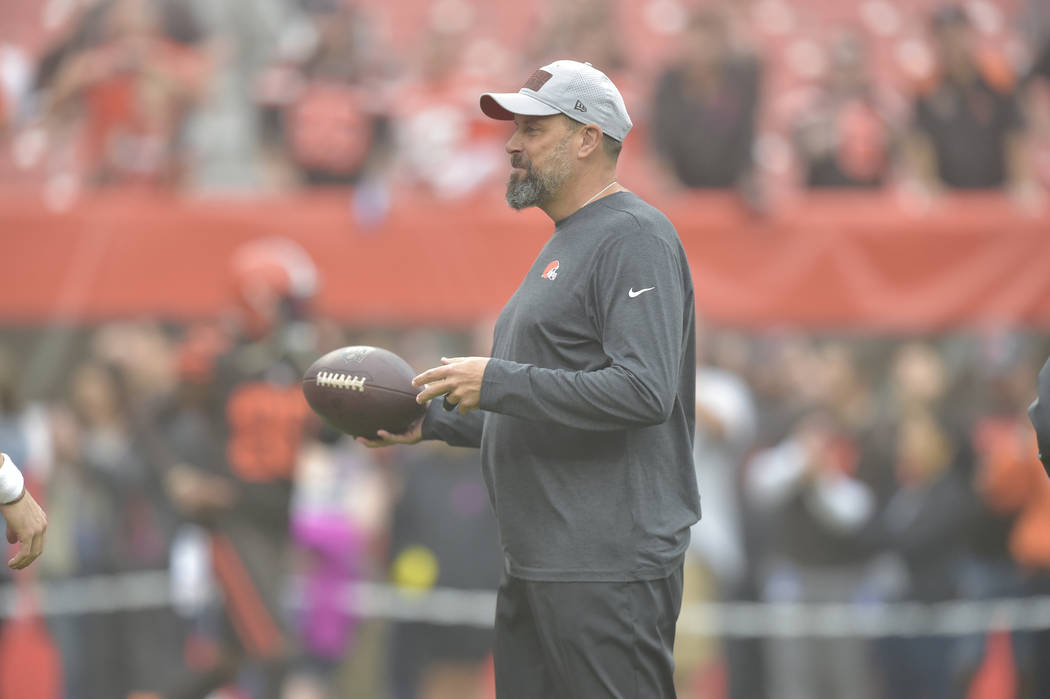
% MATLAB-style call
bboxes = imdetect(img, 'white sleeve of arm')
[746,441,809,508]
[804,473,875,533]
[696,372,756,448]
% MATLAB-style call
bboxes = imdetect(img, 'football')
[302,345,424,439]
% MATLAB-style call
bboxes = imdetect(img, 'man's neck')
[541,170,622,223]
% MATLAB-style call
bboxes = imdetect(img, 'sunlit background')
[1,0,1050,697]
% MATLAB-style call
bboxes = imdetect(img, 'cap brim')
[480,92,561,120]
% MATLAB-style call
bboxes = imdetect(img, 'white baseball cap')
[480,60,633,142]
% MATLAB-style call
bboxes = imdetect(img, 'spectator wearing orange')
[907,6,1030,191]
[39,0,210,186]
[960,354,1047,695]
[389,24,505,199]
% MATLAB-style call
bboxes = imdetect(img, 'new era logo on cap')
[479,59,633,142]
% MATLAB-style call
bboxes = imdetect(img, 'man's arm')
[417,230,688,431]
[421,399,484,448]
[357,399,484,449]
[0,453,46,569]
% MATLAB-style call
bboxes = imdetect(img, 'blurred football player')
[156,237,320,699]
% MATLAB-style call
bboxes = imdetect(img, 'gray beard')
[505,141,572,210]
[505,170,548,210]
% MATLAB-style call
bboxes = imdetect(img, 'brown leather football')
[302,345,424,438]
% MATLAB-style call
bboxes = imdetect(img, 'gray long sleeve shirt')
[423,191,700,582]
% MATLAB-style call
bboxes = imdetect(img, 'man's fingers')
[5,525,14,545]
[355,428,415,448]
[355,435,387,448]
[412,365,453,387]
[8,544,29,570]
[416,381,451,405]
[30,529,44,560]
[7,522,45,569]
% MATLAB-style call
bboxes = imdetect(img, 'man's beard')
[505,139,572,210]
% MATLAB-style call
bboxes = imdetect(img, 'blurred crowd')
[0,237,504,699]
[1,1,1050,699]
[0,235,1047,699]
[683,326,1050,699]
[0,0,1049,212]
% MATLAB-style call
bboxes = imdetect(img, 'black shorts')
[493,564,684,699]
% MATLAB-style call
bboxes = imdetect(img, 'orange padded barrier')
[3,189,1049,330]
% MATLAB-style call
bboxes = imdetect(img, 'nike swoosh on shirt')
[628,286,655,298]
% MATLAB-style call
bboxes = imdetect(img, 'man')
[650,10,761,195]
[0,452,46,569]
[907,5,1027,190]
[791,34,894,189]
[363,60,699,698]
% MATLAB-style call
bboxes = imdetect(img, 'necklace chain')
[582,180,618,208]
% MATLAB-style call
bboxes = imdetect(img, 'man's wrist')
[0,454,26,505]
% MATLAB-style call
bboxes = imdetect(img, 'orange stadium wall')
[4,190,1050,331]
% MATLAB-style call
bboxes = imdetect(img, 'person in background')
[58,357,161,699]
[792,34,896,189]
[390,23,505,199]
[154,238,321,699]
[876,408,973,699]
[746,406,880,699]
[907,6,1030,192]
[650,9,761,198]
[959,348,1047,696]
[527,0,628,77]
[679,330,762,699]
[255,0,392,190]
[35,0,210,187]
[1029,36,1050,86]
[385,441,502,699]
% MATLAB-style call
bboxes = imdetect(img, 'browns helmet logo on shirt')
[541,260,560,281]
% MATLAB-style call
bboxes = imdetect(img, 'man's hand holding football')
[356,417,424,448]
[413,357,490,414]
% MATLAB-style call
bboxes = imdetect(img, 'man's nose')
[506,129,522,154]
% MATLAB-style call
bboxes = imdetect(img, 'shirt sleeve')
[421,398,484,448]
[479,228,687,431]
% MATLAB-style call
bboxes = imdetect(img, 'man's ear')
[576,124,603,159]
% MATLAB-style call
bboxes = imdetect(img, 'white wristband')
[0,454,26,504]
